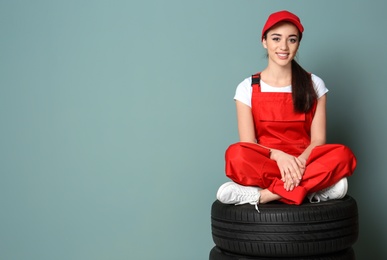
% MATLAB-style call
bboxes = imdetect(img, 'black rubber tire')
[211,196,358,257]
[209,246,356,260]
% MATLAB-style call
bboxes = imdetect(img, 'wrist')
[269,149,278,160]
[297,155,307,165]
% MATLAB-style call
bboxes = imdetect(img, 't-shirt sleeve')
[312,74,329,98]
[234,77,252,107]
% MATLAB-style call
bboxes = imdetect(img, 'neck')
[261,63,292,87]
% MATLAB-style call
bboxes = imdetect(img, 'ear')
[262,38,268,49]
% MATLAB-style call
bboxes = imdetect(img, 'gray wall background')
[1,0,385,259]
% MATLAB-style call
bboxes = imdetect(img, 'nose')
[280,39,288,50]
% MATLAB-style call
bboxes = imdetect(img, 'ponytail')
[291,60,317,113]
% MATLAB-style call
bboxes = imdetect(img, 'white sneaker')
[308,178,348,203]
[217,182,262,212]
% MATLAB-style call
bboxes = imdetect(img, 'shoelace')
[227,184,261,213]
[235,194,261,213]
[252,192,261,213]
[253,201,260,213]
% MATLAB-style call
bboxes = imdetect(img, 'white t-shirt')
[234,74,328,107]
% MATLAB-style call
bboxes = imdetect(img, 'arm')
[236,100,256,143]
[236,100,274,157]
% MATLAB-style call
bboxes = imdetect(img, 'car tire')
[209,246,356,260]
[211,196,358,257]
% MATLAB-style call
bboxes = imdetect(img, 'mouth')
[276,53,289,59]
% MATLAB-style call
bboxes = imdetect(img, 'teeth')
[278,53,288,57]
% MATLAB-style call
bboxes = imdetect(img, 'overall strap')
[251,73,261,87]
[251,73,261,94]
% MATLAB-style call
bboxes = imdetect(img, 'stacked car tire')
[210,196,358,260]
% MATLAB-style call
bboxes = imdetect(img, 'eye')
[272,37,281,42]
[289,38,298,43]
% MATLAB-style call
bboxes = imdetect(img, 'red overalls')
[225,73,357,205]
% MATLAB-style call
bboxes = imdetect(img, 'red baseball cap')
[261,10,304,41]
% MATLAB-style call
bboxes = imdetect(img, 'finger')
[285,172,296,188]
[292,175,300,186]
[285,168,295,181]
[284,180,290,191]
[280,168,286,182]
[291,159,303,180]
[284,179,295,191]
[295,158,306,179]
[285,164,300,185]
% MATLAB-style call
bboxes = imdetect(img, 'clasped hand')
[272,150,306,191]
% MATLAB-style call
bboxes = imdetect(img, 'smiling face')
[262,22,300,68]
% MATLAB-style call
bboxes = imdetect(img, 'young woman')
[216,10,357,212]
